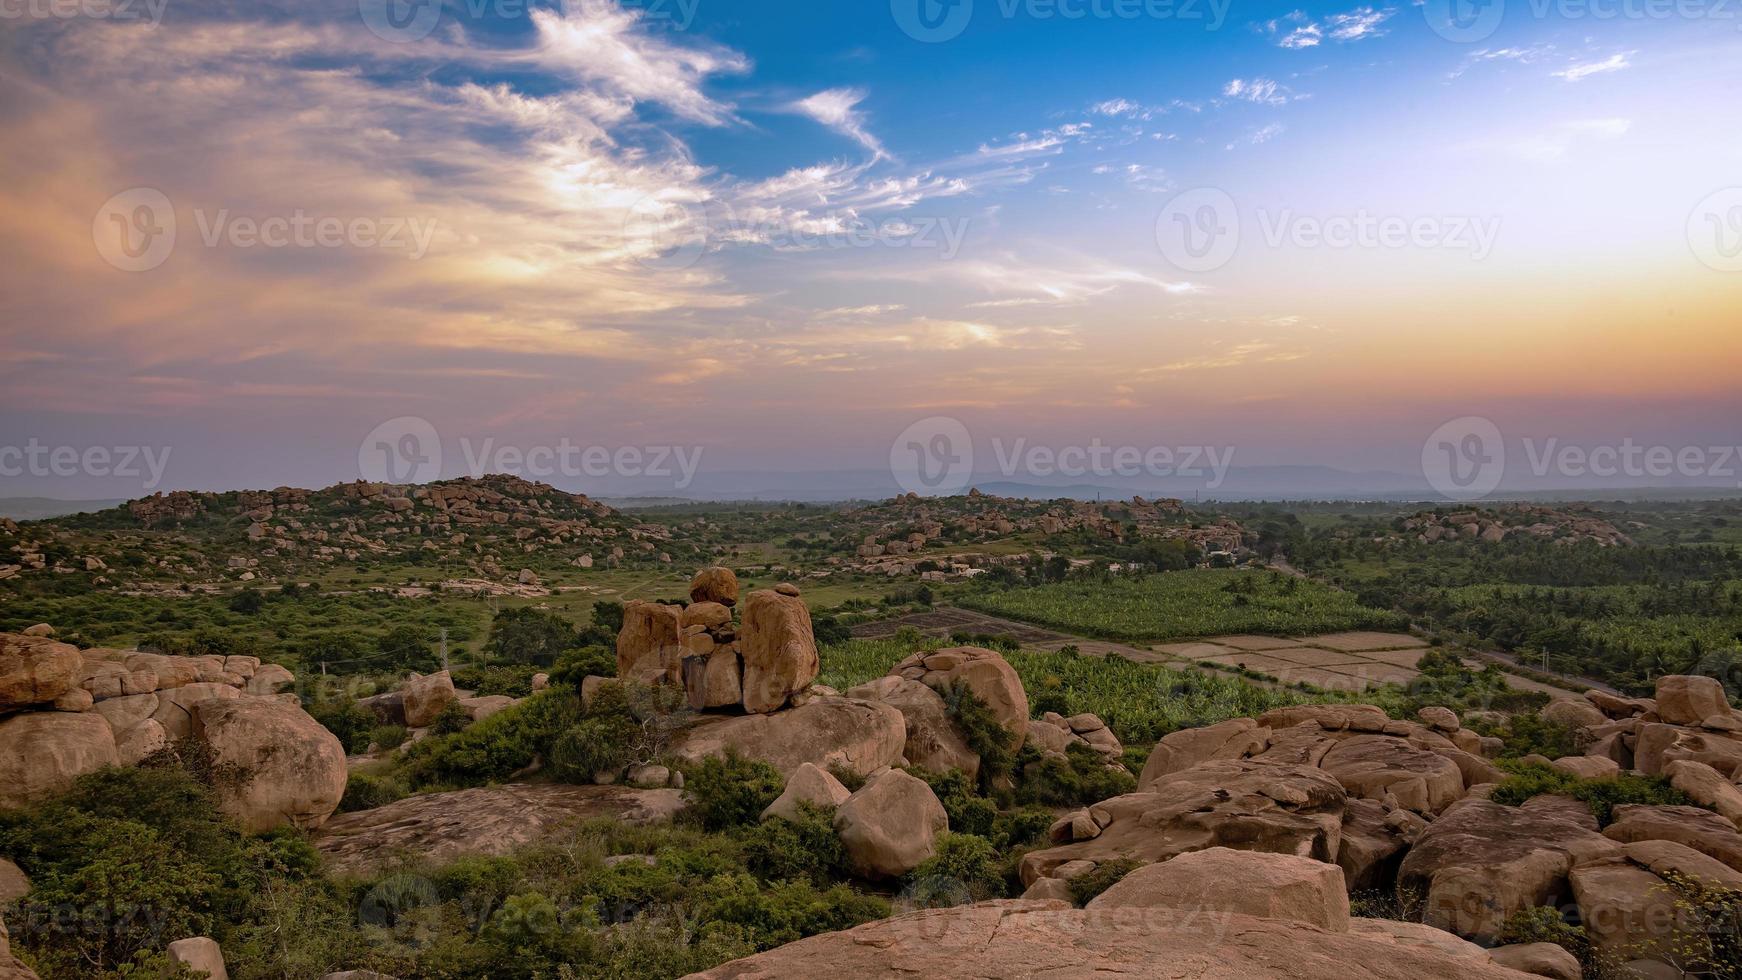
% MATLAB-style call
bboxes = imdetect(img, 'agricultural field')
[954,569,1406,644]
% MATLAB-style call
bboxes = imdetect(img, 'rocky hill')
[1394,504,1633,548]
[0,475,684,590]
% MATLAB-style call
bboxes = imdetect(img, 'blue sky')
[0,0,1738,497]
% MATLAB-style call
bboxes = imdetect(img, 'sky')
[1,0,1739,499]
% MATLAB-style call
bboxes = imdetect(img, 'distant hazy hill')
[0,497,127,521]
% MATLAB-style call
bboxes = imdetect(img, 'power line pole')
[440,628,449,671]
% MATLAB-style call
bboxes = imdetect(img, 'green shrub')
[339,771,409,813]
[1014,743,1136,808]
[1497,906,1594,969]
[369,724,408,751]
[1488,762,1691,825]
[485,608,581,666]
[399,686,582,790]
[683,754,785,832]
[1067,859,1143,905]
[905,833,1005,904]
[549,645,616,689]
[913,768,996,837]
[692,874,888,951]
[308,697,377,754]
[549,714,642,783]
[739,802,848,886]
[429,700,473,736]
[451,663,538,698]
[939,681,1015,786]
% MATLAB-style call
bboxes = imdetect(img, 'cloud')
[1325,7,1394,41]
[789,87,887,159]
[1265,6,1393,49]
[1553,52,1633,82]
[1223,78,1296,106]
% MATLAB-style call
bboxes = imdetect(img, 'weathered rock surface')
[1258,704,1389,733]
[688,566,740,607]
[0,634,81,711]
[679,901,1541,979]
[1397,797,1621,943]
[244,664,295,696]
[762,762,851,822]
[1488,943,1582,980]
[1664,759,1742,827]
[1139,718,1270,788]
[738,590,819,713]
[890,647,1028,752]
[1087,847,1352,932]
[150,682,242,739]
[400,670,456,729]
[833,769,948,880]
[664,697,905,778]
[1319,734,1466,814]
[1604,804,1742,872]
[314,784,685,876]
[0,712,118,808]
[1541,698,1607,730]
[1655,674,1732,726]
[846,676,979,778]
[617,600,683,683]
[1020,760,1347,885]
[192,698,347,833]
[167,937,228,979]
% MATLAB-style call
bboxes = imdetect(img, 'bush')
[739,802,848,886]
[1067,859,1143,905]
[905,833,1005,904]
[913,768,997,838]
[1488,762,1691,825]
[451,662,538,698]
[683,754,785,832]
[939,681,1015,786]
[369,724,408,751]
[549,645,616,689]
[485,608,581,666]
[399,686,582,790]
[1497,906,1595,971]
[550,714,642,783]
[339,771,409,813]
[308,697,377,754]
[429,700,473,736]
[1013,744,1136,808]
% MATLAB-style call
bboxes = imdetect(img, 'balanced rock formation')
[665,697,905,779]
[846,676,980,778]
[739,589,820,714]
[688,566,740,607]
[889,647,1028,752]
[0,633,82,711]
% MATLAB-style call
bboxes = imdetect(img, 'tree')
[484,608,579,666]
[376,624,440,673]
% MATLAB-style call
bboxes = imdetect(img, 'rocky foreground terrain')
[3,567,1741,978]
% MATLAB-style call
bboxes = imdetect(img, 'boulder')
[833,769,948,880]
[150,682,242,739]
[115,718,169,765]
[688,566,740,607]
[1338,798,1418,892]
[401,670,456,728]
[666,697,905,779]
[617,600,684,683]
[314,784,685,876]
[166,937,227,979]
[738,590,819,714]
[0,634,82,711]
[1620,839,1742,890]
[1604,804,1742,872]
[762,763,851,822]
[1550,756,1620,780]
[681,601,732,632]
[1568,861,1693,969]
[91,691,159,732]
[1540,698,1607,730]
[1318,734,1465,814]
[679,900,1544,979]
[1397,798,1622,943]
[1488,943,1582,980]
[191,698,347,833]
[890,647,1028,753]
[1655,675,1732,726]
[1418,707,1460,733]
[680,644,743,710]
[1586,689,1650,719]
[1139,718,1269,787]
[457,695,515,722]
[0,858,29,905]
[52,688,93,712]
[1087,846,1351,932]
[1258,704,1389,733]
[1019,760,1347,885]
[846,676,979,778]
[125,653,200,690]
[245,664,295,696]
[0,712,118,808]
[1664,759,1742,827]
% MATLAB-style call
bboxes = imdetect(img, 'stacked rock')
[616,567,819,715]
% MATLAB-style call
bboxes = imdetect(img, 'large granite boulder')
[1019,760,1348,885]
[1319,735,1466,814]
[1540,698,1607,730]
[166,937,227,980]
[1655,674,1732,726]
[150,682,242,739]
[679,901,1541,979]
[1603,804,1742,872]
[1139,718,1270,788]
[244,664,295,696]
[688,566,740,607]
[191,698,347,833]
[738,590,820,714]
[400,670,456,729]
[0,633,82,711]
[0,712,118,808]
[1664,759,1742,827]
[1397,797,1622,943]
[665,697,905,779]
[617,600,684,683]
[846,676,979,778]
[762,763,851,822]
[890,647,1028,753]
[1087,847,1352,932]
[315,784,685,876]
[833,769,948,880]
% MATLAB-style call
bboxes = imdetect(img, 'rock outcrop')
[191,698,347,833]
[846,676,980,778]
[1086,847,1352,932]
[738,589,820,714]
[889,647,1028,752]
[833,769,948,880]
[0,712,118,809]
[400,670,456,728]
[665,698,905,779]
[762,763,851,822]
[0,633,82,711]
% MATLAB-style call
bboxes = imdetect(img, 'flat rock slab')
[313,784,684,877]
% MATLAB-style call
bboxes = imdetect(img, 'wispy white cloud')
[1223,78,1298,106]
[1264,6,1393,49]
[1553,52,1633,82]
[789,87,887,159]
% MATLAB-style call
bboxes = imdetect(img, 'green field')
[954,569,1407,643]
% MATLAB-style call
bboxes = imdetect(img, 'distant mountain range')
[0,497,127,520]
